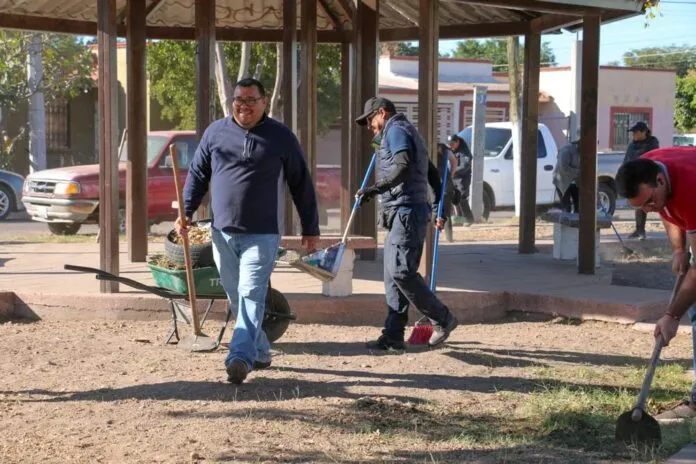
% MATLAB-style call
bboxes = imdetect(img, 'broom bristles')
[407,323,433,345]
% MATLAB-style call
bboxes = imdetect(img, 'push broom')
[408,157,450,345]
[281,153,377,282]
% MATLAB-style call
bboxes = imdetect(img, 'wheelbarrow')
[63,260,296,348]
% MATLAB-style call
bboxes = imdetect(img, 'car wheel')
[597,182,616,215]
[482,189,492,221]
[48,222,82,235]
[0,185,13,221]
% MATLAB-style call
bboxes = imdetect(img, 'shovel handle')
[633,269,688,415]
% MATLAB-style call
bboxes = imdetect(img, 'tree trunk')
[253,62,264,81]
[507,36,522,217]
[269,43,283,120]
[214,41,233,117]
[238,42,251,81]
[27,33,47,173]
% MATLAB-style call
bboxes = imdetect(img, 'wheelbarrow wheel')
[263,288,293,343]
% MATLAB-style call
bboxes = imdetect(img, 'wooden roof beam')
[318,0,344,31]
[380,20,529,42]
[530,13,582,33]
[0,13,349,42]
[447,0,599,16]
[118,0,165,25]
[381,1,419,26]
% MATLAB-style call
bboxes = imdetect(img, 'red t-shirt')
[642,147,696,233]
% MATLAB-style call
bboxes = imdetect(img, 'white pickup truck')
[458,122,623,217]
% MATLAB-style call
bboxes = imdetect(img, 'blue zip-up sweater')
[183,115,320,236]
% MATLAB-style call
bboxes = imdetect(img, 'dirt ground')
[1,315,693,464]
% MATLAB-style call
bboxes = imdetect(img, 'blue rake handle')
[430,159,450,292]
[342,153,377,243]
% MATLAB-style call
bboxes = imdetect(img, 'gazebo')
[0,0,647,293]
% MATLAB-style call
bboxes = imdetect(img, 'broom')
[279,153,378,281]
[408,157,450,345]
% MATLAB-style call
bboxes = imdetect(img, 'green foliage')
[0,31,94,169]
[622,44,696,77]
[147,41,342,136]
[675,70,696,132]
[0,31,94,115]
[450,39,557,69]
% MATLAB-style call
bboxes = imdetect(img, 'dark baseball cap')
[447,134,462,143]
[628,121,649,132]
[355,97,397,126]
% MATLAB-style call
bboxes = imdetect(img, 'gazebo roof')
[0,0,646,41]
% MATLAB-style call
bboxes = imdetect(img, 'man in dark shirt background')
[355,97,458,351]
[447,134,475,226]
[177,78,320,384]
[623,121,659,240]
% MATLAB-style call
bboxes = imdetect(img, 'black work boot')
[366,334,406,352]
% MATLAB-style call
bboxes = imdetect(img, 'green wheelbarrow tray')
[147,247,289,297]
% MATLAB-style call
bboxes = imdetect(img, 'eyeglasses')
[232,96,263,107]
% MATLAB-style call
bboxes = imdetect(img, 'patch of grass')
[0,233,166,244]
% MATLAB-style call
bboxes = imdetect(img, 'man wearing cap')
[447,134,475,225]
[623,121,660,240]
[354,97,459,351]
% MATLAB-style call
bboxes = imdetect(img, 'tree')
[675,70,696,133]
[451,38,557,69]
[380,42,419,56]
[0,31,94,170]
[622,44,696,77]
[148,41,342,136]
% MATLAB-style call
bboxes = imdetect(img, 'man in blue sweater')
[355,97,458,351]
[177,78,320,384]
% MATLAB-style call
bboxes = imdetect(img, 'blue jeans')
[211,229,280,371]
[383,204,451,341]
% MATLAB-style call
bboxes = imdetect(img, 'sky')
[438,1,696,67]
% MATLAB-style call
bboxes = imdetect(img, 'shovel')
[615,270,687,445]
[168,144,218,352]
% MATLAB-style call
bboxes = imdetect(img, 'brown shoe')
[655,400,696,422]
[225,359,248,385]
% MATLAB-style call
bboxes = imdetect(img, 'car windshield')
[459,127,511,157]
[118,135,169,164]
[673,135,695,147]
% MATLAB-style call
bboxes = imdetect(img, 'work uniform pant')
[453,175,475,225]
[635,209,647,234]
[382,204,452,341]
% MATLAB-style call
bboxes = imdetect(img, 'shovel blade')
[178,333,219,352]
[615,408,662,446]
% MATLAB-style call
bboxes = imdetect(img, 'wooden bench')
[540,209,613,267]
[280,235,377,297]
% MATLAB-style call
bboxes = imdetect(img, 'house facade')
[317,55,677,165]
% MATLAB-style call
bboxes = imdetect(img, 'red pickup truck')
[21,131,341,234]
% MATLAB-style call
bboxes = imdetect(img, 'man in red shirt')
[616,146,696,418]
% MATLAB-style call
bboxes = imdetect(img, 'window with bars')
[393,103,454,143]
[462,105,508,129]
[46,99,70,150]
[611,108,651,151]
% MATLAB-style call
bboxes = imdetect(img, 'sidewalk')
[0,237,671,326]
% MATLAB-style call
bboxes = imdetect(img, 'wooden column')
[194,0,214,221]
[125,0,147,262]
[417,0,438,280]
[299,0,318,182]
[340,41,354,230]
[97,0,119,293]
[282,0,297,235]
[519,29,541,254]
[195,0,215,140]
[352,0,378,260]
[578,14,600,274]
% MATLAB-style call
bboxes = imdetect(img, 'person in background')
[623,121,659,240]
[177,77,320,385]
[436,142,458,242]
[553,138,581,213]
[354,96,458,351]
[447,134,475,226]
